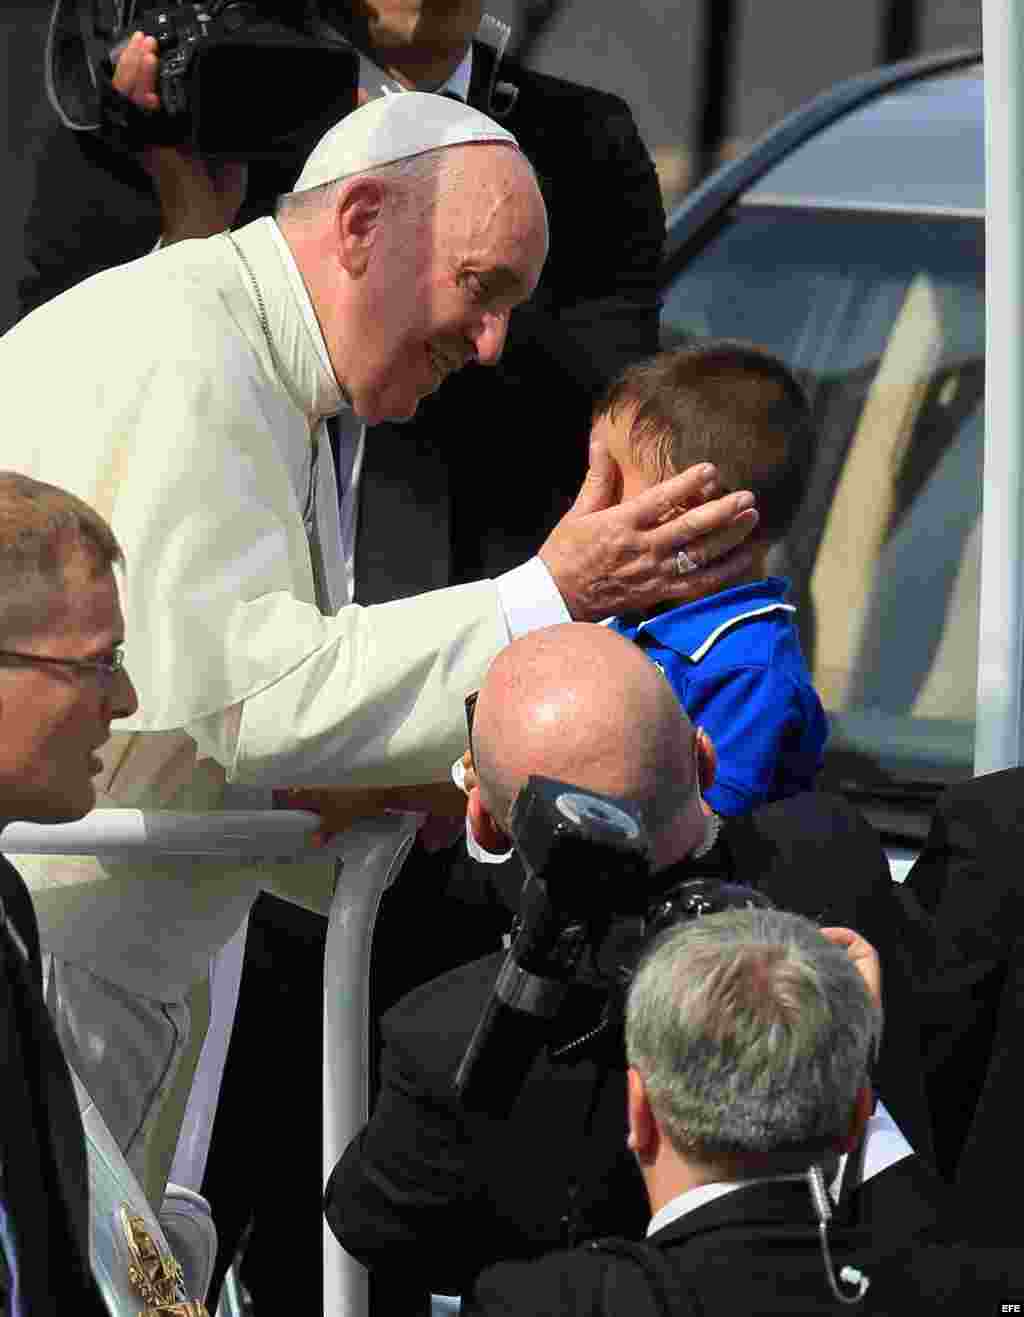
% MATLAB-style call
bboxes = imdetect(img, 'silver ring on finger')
[675,547,699,577]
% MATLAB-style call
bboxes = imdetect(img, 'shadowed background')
[1,0,981,334]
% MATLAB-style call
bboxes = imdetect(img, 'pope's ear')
[335,178,387,277]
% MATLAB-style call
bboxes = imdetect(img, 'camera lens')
[555,791,641,840]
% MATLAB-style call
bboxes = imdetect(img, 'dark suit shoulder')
[466,1243,679,1317]
[19,123,162,318]
[935,765,1024,817]
[842,1155,952,1242]
[501,59,663,202]
[493,57,665,309]
[0,856,42,980]
[499,61,637,124]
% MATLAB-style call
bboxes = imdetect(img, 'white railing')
[1,807,414,1317]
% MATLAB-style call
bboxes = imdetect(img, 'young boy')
[599,339,827,816]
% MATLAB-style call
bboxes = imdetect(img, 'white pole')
[977,0,1024,773]
[322,815,420,1317]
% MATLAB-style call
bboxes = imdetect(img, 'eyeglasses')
[465,690,479,765]
[0,645,127,685]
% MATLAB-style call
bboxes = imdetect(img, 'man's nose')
[109,667,140,720]
[473,309,510,366]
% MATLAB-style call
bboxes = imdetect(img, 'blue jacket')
[610,578,828,816]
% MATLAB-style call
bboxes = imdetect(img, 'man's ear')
[837,1084,874,1155]
[467,785,510,855]
[335,178,386,278]
[627,1067,659,1166]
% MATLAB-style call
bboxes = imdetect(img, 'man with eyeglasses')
[0,470,137,1316]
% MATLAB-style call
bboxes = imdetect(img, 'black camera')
[47,1,360,158]
[453,776,772,1116]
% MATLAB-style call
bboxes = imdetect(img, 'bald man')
[466,623,714,870]
[326,624,944,1305]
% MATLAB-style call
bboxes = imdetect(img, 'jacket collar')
[617,577,794,663]
[225,217,347,427]
[650,1176,820,1247]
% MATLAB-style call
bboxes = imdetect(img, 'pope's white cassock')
[0,94,564,1193]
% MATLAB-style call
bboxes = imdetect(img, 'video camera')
[46,1,361,158]
[454,775,773,1117]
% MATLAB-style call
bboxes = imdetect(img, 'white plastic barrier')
[979,0,1024,776]
[1,807,413,1317]
[323,816,420,1317]
[0,808,324,858]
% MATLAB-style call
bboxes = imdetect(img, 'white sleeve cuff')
[861,1100,915,1182]
[496,557,570,640]
[464,820,513,865]
[452,757,513,863]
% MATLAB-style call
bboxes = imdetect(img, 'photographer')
[326,624,946,1305]
[464,908,1019,1317]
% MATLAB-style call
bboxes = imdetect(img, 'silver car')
[658,49,984,861]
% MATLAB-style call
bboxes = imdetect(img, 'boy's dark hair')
[596,340,816,543]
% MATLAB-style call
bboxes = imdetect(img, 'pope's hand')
[276,781,469,848]
[538,435,759,622]
[274,786,395,848]
[820,926,882,1010]
[113,31,248,244]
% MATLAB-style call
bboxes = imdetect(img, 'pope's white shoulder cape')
[0,218,506,995]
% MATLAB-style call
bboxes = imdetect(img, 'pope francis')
[0,92,757,1196]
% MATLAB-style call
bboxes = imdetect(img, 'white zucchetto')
[293,90,520,193]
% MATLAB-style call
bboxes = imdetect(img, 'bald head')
[473,623,707,868]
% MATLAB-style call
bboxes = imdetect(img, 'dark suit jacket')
[463,1180,1022,1317]
[711,792,935,1161]
[326,795,946,1300]
[329,949,648,1296]
[904,766,1024,1227]
[0,855,107,1317]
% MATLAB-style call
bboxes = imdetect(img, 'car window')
[661,206,984,808]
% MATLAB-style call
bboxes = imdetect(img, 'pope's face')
[0,550,138,824]
[347,146,548,424]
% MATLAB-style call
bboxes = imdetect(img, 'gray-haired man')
[465,908,1016,1316]
[328,624,941,1307]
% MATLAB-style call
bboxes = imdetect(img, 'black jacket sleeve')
[325,965,501,1295]
[463,1243,695,1317]
[0,858,108,1317]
